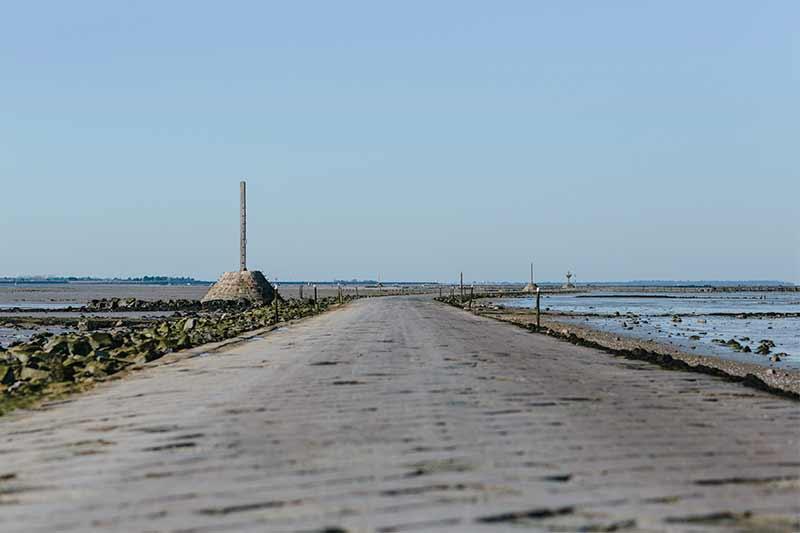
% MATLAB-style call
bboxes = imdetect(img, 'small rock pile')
[436,294,481,309]
[711,337,786,361]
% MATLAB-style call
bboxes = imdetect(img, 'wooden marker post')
[469,285,474,309]
[314,285,318,311]
[274,284,280,322]
[460,272,464,303]
[536,287,541,330]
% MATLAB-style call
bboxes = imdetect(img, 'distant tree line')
[0,276,211,285]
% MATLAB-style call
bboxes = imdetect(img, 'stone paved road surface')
[0,297,798,532]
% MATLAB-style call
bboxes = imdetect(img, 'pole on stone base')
[240,181,247,272]
[274,284,279,322]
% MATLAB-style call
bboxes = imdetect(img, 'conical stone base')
[522,283,538,293]
[201,270,275,305]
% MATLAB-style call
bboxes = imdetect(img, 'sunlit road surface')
[0,296,798,532]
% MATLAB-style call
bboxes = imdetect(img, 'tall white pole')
[240,181,247,272]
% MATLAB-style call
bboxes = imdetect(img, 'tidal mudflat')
[491,290,800,370]
[0,282,211,309]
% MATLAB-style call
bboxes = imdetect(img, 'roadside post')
[274,284,280,322]
[439,286,442,298]
[299,284,304,299]
[469,285,474,309]
[338,284,343,305]
[460,272,464,303]
[314,285,318,311]
[536,287,541,330]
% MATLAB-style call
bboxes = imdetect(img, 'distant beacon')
[522,262,538,293]
[201,181,276,304]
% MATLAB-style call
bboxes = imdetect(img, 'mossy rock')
[725,339,743,351]
[81,361,108,378]
[93,350,111,362]
[172,334,191,350]
[0,365,15,385]
[154,340,173,353]
[68,339,93,357]
[107,346,137,359]
[9,344,43,362]
[20,367,50,383]
[45,358,74,382]
[87,332,116,350]
[131,340,163,363]
[135,339,157,354]
[63,356,87,369]
[43,337,71,356]
[110,356,134,368]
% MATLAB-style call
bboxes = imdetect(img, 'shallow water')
[493,291,800,369]
[0,302,80,310]
[0,326,74,348]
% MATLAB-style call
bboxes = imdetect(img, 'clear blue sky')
[2,1,798,283]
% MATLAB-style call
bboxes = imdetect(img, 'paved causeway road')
[0,297,798,532]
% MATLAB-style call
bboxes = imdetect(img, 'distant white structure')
[523,262,538,293]
[563,271,575,289]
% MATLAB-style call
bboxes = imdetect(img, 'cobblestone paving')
[0,296,798,532]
